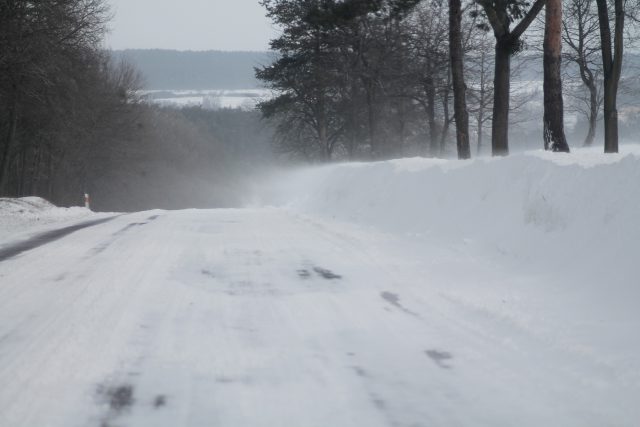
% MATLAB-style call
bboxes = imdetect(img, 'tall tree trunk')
[397,99,406,156]
[543,0,570,152]
[439,69,451,156]
[449,0,471,159]
[317,94,330,161]
[480,0,545,156]
[601,81,619,153]
[584,85,598,146]
[492,40,511,156]
[29,145,41,195]
[576,53,599,147]
[18,149,27,196]
[0,88,19,194]
[46,152,55,201]
[476,52,487,155]
[426,76,438,156]
[477,113,484,154]
[596,0,624,153]
[364,83,378,158]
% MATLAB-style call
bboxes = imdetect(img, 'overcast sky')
[106,0,276,51]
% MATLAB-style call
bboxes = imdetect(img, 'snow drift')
[265,145,640,314]
[272,148,639,251]
[0,197,95,241]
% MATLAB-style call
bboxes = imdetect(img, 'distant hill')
[111,49,271,90]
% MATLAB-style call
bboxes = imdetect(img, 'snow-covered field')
[1,146,639,426]
[141,89,272,110]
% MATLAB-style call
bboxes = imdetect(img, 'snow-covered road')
[0,208,637,427]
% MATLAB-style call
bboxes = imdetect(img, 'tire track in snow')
[90,215,162,256]
[0,216,118,262]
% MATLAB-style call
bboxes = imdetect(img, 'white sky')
[106,0,276,51]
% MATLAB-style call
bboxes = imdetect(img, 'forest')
[256,0,639,160]
[0,0,273,210]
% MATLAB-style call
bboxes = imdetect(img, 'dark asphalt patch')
[0,216,117,262]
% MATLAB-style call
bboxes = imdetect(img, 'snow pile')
[0,197,94,241]
[268,144,640,300]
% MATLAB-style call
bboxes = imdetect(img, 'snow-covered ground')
[141,89,272,110]
[0,197,100,242]
[1,146,639,426]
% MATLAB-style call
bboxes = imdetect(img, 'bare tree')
[474,0,546,156]
[466,32,494,154]
[405,1,450,156]
[543,0,570,151]
[562,0,602,146]
[450,0,471,159]
[595,0,625,153]
[0,0,110,192]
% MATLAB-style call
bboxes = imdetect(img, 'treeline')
[0,1,274,210]
[256,0,638,161]
[0,0,139,203]
[89,107,274,212]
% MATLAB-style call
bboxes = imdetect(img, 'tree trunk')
[18,149,27,196]
[596,0,624,153]
[543,0,570,152]
[365,83,378,158]
[0,89,19,194]
[317,96,331,161]
[480,0,545,156]
[449,0,471,160]
[46,152,54,200]
[584,84,598,146]
[576,54,599,147]
[492,40,511,156]
[426,76,438,156]
[476,52,487,155]
[439,74,451,157]
[477,115,484,154]
[602,81,619,153]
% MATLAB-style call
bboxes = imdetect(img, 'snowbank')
[266,145,640,301]
[0,197,95,242]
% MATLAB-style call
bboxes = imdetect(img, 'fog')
[85,106,278,212]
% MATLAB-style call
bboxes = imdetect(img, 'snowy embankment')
[271,146,640,282]
[0,197,96,242]
[265,145,640,386]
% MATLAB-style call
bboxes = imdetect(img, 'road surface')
[0,209,636,426]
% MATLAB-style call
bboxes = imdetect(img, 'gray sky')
[106,0,276,51]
